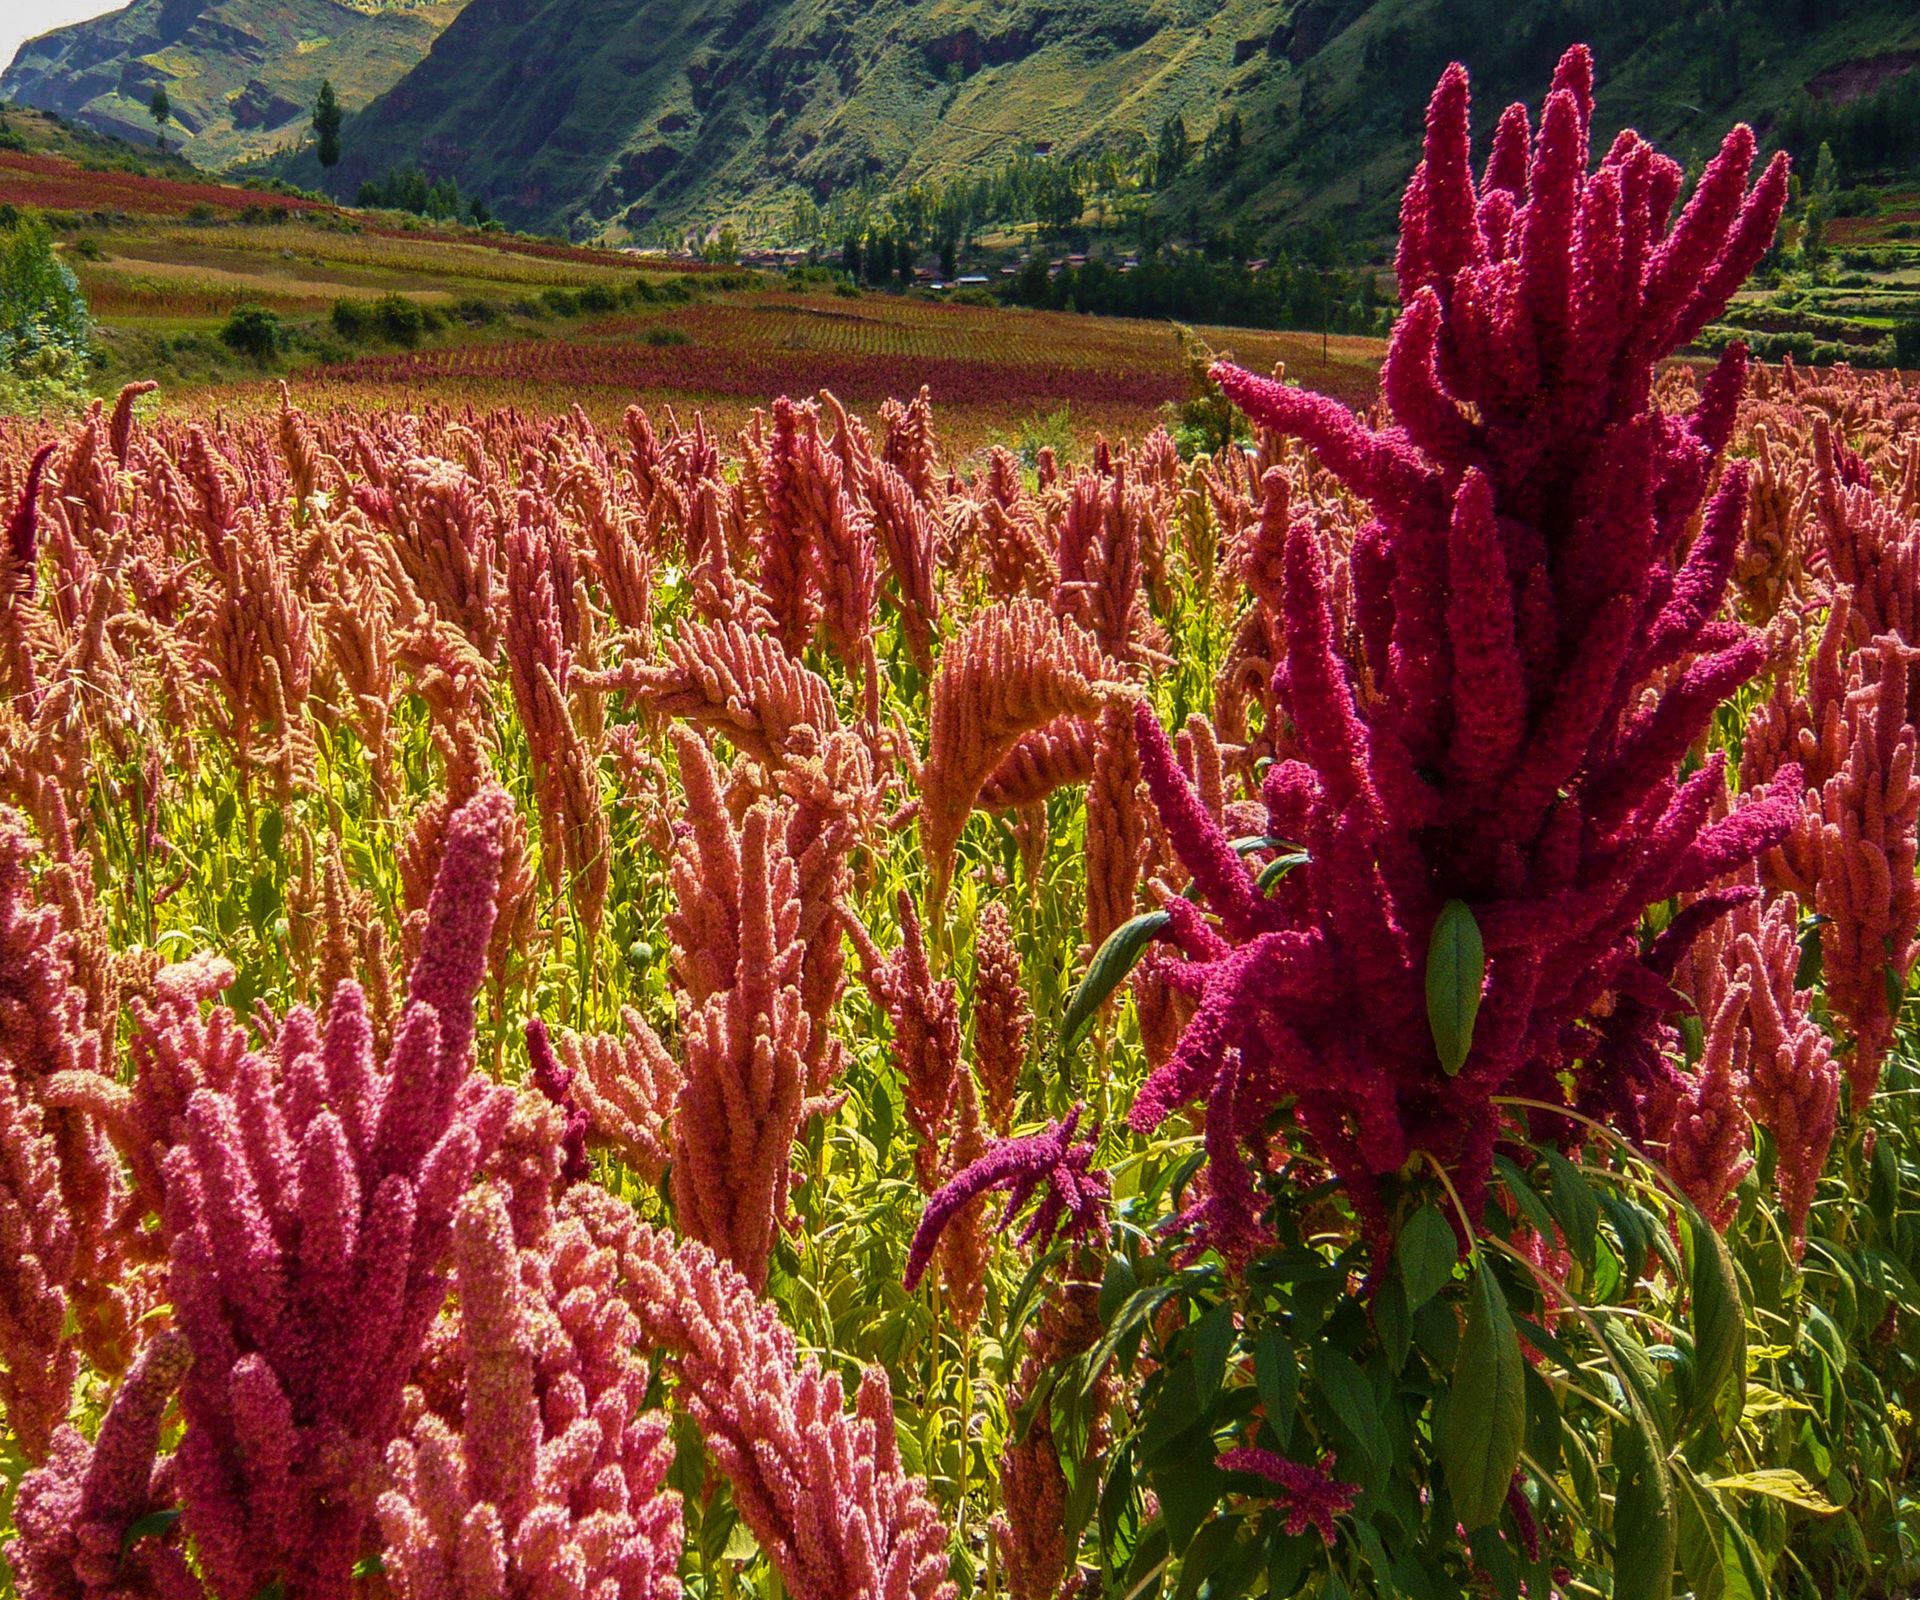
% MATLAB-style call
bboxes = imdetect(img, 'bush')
[219,303,284,362]
[369,293,427,347]
[450,296,500,326]
[642,324,690,346]
[0,212,92,415]
[330,298,369,340]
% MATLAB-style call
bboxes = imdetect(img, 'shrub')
[369,292,427,347]
[219,303,284,363]
[0,212,92,414]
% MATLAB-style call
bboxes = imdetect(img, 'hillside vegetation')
[268,0,1920,240]
[0,0,467,169]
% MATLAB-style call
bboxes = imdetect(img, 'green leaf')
[247,872,279,929]
[259,805,284,858]
[1061,910,1169,1054]
[1702,1468,1839,1513]
[1425,899,1485,1075]
[1099,1252,1138,1325]
[1227,833,1297,856]
[1314,1349,1389,1476]
[1395,1203,1458,1311]
[1084,1280,1181,1397]
[1674,1463,1765,1600]
[121,1507,182,1553]
[1613,1390,1677,1600]
[1439,1257,1525,1529]
[1255,851,1311,893]
[1192,1304,1236,1413]
[1682,1204,1747,1439]
[1255,1325,1299,1449]
[1600,1192,1655,1284]
[1539,1148,1599,1270]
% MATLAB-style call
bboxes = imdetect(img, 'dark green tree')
[1155,113,1189,186]
[313,79,343,169]
[148,84,170,150]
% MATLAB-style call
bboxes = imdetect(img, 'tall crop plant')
[6,44,1920,1600]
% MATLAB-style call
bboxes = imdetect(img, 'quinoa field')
[6,44,1920,1600]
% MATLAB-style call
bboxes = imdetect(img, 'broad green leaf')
[1426,899,1484,1075]
[1192,1304,1236,1412]
[1255,1325,1300,1448]
[1084,1280,1181,1396]
[1099,1252,1137,1324]
[1439,1258,1525,1529]
[1492,1156,1555,1243]
[1674,1464,1764,1600]
[1600,1192,1655,1284]
[1613,1381,1677,1600]
[1395,1203,1458,1312]
[1061,910,1169,1053]
[1173,1511,1238,1599]
[1314,1349,1389,1476]
[1682,1205,1746,1439]
[1539,1148,1599,1269]
[1703,1468,1839,1513]
[1601,1317,1674,1448]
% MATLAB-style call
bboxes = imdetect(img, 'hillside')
[0,0,468,170]
[277,0,1920,243]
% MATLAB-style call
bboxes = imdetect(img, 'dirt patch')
[1807,51,1920,105]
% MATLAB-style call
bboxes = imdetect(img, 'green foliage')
[219,302,285,362]
[0,213,92,415]
[357,164,478,223]
[1425,900,1485,1077]
[314,79,344,169]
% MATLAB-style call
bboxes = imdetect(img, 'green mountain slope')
[285,0,1272,238]
[54,0,1920,244]
[1,0,469,170]
[295,0,1920,242]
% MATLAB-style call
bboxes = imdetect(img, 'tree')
[148,84,170,150]
[0,214,92,414]
[1155,113,1188,187]
[313,79,343,169]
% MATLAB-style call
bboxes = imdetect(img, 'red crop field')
[303,290,1380,436]
[8,46,1920,1600]
[0,150,329,218]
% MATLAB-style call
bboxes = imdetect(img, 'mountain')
[32,0,1920,244]
[0,0,469,169]
[285,0,1920,243]
[284,0,1267,238]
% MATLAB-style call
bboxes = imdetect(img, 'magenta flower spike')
[1128,49,1796,1249]
[159,784,519,1600]
[903,1105,1111,1290]
[1217,1448,1362,1547]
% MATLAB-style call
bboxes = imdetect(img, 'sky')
[3,0,127,82]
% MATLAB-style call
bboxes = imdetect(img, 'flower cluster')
[1131,47,1798,1241]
